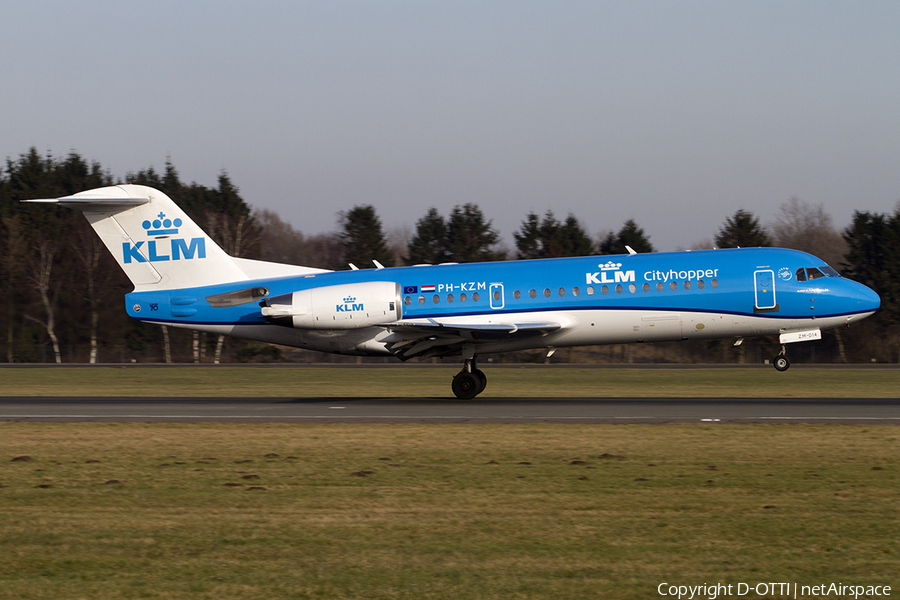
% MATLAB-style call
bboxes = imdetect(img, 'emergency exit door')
[489,283,505,310]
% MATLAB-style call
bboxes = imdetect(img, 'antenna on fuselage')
[625,245,637,255]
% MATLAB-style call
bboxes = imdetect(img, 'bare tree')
[771,197,847,267]
[71,222,109,363]
[161,326,172,364]
[204,210,261,363]
[205,211,260,260]
[25,240,61,363]
[253,209,308,265]
[385,223,412,267]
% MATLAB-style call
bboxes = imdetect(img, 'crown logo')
[343,296,356,303]
[142,212,183,236]
[599,261,622,271]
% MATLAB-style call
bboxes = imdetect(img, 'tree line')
[1,147,896,363]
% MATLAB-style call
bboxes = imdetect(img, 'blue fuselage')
[125,247,880,356]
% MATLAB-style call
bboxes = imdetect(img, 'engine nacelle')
[261,281,401,329]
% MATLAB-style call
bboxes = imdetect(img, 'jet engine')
[260,281,401,329]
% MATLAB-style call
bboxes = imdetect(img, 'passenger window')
[601,285,609,295]
[656,282,664,292]
[643,283,650,292]
[711,279,719,289]
[628,284,636,293]
[670,281,677,291]
[418,296,425,305]
[529,289,537,299]
[404,296,411,306]
[587,286,594,295]
[796,268,807,282]
[447,294,454,303]
[572,287,580,297]
[433,295,440,304]
[472,292,480,302]
[460,293,467,302]
[697,280,705,289]
[493,290,501,301]
[558,287,566,297]
[684,281,691,290]
[513,290,521,300]
[543,288,551,298]
[615,284,623,294]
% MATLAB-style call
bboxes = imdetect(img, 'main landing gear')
[452,357,487,400]
[773,346,791,372]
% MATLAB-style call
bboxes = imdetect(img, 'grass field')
[1,368,897,598]
[1,365,899,397]
[0,423,897,599]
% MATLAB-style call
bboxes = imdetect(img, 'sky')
[3,1,899,252]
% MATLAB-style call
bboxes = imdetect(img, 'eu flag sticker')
[403,285,418,294]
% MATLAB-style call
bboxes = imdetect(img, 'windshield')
[795,266,840,282]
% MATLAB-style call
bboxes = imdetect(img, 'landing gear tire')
[472,368,487,395]
[774,354,790,372]
[452,371,481,400]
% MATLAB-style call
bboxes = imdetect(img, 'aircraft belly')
[641,313,683,342]
[164,323,392,356]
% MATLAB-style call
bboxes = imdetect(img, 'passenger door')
[753,270,779,313]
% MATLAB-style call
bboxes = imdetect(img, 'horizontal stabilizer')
[23,196,149,212]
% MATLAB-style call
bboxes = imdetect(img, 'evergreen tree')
[515,211,593,259]
[842,209,900,362]
[598,219,654,254]
[445,203,502,263]
[558,214,594,257]
[513,212,543,259]
[715,209,771,248]
[407,208,448,264]
[843,211,898,321]
[339,205,392,268]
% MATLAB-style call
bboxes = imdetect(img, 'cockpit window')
[806,268,826,280]
[796,266,840,282]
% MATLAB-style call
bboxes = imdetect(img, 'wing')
[378,319,562,361]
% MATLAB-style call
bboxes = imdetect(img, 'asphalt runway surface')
[1,396,899,424]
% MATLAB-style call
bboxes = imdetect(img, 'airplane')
[27,184,880,399]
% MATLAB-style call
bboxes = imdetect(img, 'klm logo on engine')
[122,213,206,263]
[586,261,635,285]
[336,296,364,312]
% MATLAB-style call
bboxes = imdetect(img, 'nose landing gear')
[452,357,487,399]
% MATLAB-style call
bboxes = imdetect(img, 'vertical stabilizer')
[25,184,249,291]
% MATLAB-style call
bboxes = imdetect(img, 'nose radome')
[865,285,881,311]
[855,282,881,312]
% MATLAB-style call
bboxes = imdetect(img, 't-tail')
[24,184,326,291]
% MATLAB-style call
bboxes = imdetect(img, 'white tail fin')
[26,184,250,291]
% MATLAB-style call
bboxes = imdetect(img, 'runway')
[1,396,899,424]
